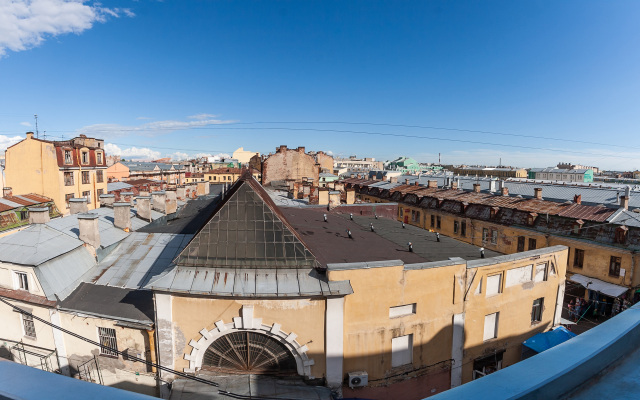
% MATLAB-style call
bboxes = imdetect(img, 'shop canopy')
[569,274,628,298]
[522,326,577,354]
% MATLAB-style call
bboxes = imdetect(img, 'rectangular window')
[528,238,537,250]
[391,334,413,367]
[453,221,459,234]
[430,215,435,228]
[82,151,89,164]
[531,298,544,323]
[483,312,499,341]
[482,228,489,242]
[574,249,584,269]
[82,171,90,184]
[461,221,467,237]
[65,193,74,208]
[64,150,72,164]
[96,152,103,164]
[64,172,74,186]
[534,263,547,282]
[389,304,416,318]
[436,216,441,229]
[98,327,118,356]
[491,229,498,244]
[97,189,104,197]
[82,191,91,204]
[22,314,36,339]
[486,273,502,296]
[517,236,525,252]
[609,256,622,277]
[412,211,420,222]
[96,170,104,183]
[16,272,29,291]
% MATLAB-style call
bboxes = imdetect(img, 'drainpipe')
[146,329,157,374]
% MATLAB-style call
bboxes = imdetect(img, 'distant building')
[0,191,60,234]
[4,132,108,213]
[232,147,260,165]
[450,165,527,178]
[261,146,321,186]
[387,156,421,173]
[107,161,186,185]
[634,171,640,180]
[557,162,599,175]
[203,167,260,184]
[318,172,338,187]
[528,167,594,183]
[334,155,384,171]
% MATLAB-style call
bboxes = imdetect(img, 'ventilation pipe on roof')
[151,191,167,214]
[99,194,115,207]
[2,187,12,197]
[136,196,152,222]
[78,213,100,250]
[473,184,481,193]
[28,207,50,224]
[502,187,509,196]
[574,194,582,205]
[165,189,177,215]
[69,198,88,215]
[490,180,497,192]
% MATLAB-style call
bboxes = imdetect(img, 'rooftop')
[0,193,53,213]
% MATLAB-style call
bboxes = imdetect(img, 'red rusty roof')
[0,194,53,213]
[0,287,56,307]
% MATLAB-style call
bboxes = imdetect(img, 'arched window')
[202,331,297,375]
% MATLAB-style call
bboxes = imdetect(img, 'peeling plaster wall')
[262,148,320,187]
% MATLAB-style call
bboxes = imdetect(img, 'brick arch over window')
[183,306,314,377]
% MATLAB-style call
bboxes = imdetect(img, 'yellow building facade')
[4,133,108,213]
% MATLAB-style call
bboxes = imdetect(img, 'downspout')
[146,328,157,374]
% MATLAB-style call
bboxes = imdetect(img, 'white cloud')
[169,152,189,161]
[188,113,218,120]
[0,0,134,57]
[20,121,31,127]
[104,143,160,160]
[77,115,236,137]
[136,116,153,120]
[0,134,22,151]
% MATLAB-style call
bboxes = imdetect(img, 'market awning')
[569,274,628,298]
[522,326,577,354]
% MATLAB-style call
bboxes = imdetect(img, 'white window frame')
[483,312,499,341]
[486,273,502,297]
[14,272,29,291]
[389,304,416,319]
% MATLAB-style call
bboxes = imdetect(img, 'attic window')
[527,213,538,226]
[615,226,629,244]
[490,207,500,219]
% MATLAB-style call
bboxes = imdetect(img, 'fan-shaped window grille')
[202,331,297,375]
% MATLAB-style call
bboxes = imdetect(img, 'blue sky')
[1,1,639,170]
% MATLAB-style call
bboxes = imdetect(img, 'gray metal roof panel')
[107,182,133,191]
[210,268,236,294]
[233,269,257,296]
[0,225,83,266]
[0,198,23,208]
[169,268,196,292]
[277,270,301,296]
[255,270,278,296]
[34,247,97,300]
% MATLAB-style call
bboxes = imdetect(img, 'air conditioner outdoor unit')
[348,371,368,388]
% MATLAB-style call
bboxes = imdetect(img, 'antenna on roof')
[34,114,38,138]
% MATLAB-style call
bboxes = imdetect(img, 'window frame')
[574,249,584,269]
[528,238,537,250]
[64,171,74,186]
[81,151,89,165]
[531,297,544,323]
[96,170,104,183]
[15,272,29,291]
[64,149,72,165]
[436,216,441,229]
[430,215,435,228]
[98,327,118,357]
[82,171,90,184]
[391,334,413,367]
[609,256,622,277]
[22,313,37,339]
[453,220,459,234]
[461,221,467,237]
[483,312,499,341]
[491,229,498,244]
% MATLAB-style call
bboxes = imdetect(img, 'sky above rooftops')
[1,1,640,170]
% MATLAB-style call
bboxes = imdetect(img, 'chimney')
[277,145,287,153]
[427,180,437,188]
[99,194,115,207]
[113,202,131,230]
[26,131,34,139]
[490,180,497,192]
[136,196,152,222]
[574,194,582,205]
[414,181,419,186]
[621,196,629,211]
[139,189,150,197]
[28,207,50,224]
[2,187,12,197]
[120,191,134,205]
[77,213,100,249]
[390,176,398,183]
[176,186,186,201]
[473,184,481,193]
[165,189,177,214]
[350,174,355,179]
[501,187,509,196]
[382,175,388,182]
[405,179,410,185]
[151,191,167,213]
[534,188,543,200]
[297,146,305,154]
[69,198,89,214]
[452,181,458,190]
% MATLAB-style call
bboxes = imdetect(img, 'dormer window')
[64,150,72,164]
[81,151,89,164]
[96,152,103,164]
[490,207,500,219]
[527,212,538,226]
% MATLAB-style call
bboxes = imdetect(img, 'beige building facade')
[4,132,108,213]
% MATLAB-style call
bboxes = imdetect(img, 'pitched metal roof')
[0,224,83,266]
[34,246,97,300]
[107,181,133,191]
[88,232,193,289]
[146,266,352,297]
[0,193,52,213]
